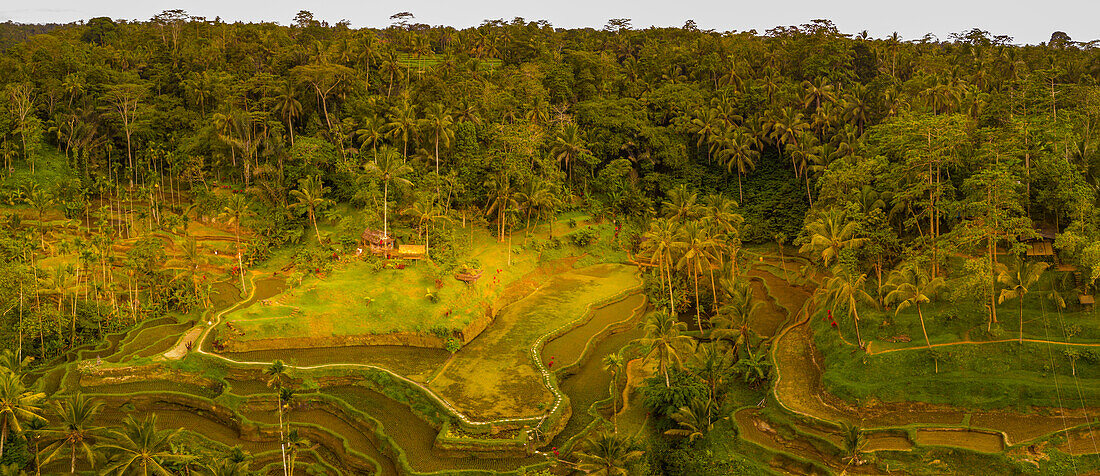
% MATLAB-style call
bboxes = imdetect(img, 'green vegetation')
[1,9,1100,475]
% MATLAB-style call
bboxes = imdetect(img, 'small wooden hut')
[396,244,427,260]
[361,228,395,256]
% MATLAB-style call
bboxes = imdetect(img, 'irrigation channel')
[48,267,655,475]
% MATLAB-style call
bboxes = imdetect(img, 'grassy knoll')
[219,215,629,348]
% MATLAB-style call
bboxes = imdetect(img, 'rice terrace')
[2,6,1100,476]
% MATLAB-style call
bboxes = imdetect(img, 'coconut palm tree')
[402,201,447,257]
[799,209,865,267]
[718,128,758,203]
[550,123,591,182]
[662,185,702,223]
[285,429,309,476]
[638,311,692,387]
[385,99,419,159]
[674,221,719,331]
[824,265,875,349]
[643,218,680,314]
[602,352,625,432]
[365,146,413,239]
[423,103,454,182]
[101,414,190,475]
[289,176,328,244]
[884,266,945,370]
[998,258,1049,344]
[355,116,386,157]
[484,172,518,243]
[712,280,760,354]
[220,194,252,293]
[264,360,290,476]
[40,393,103,474]
[0,371,46,461]
[273,82,301,146]
[573,432,644,476]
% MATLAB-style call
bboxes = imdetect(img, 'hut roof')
[1080,294,1095,305]
[1026,241,1055,257]
[396,244,426,259]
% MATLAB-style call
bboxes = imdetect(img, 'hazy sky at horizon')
[1,0,1096,45]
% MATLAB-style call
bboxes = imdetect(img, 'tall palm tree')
[484,172,518,243]
[365,146,413,239]
[355,116,386,157]
[643,218,679,314]
[273,82,302,146]
[402,201,447,257]
[602,352,625,432]
[40,393,103,474]
[423,103,454,183]
[638,311,692,387]
[712,280,760,354]
[285,429,309,476]
[573,432,644,476]
[675,221,719,331]
[101,414,190,475]
[824,265,875,349]
[289,176,328,244]
[998,258,1049,344]
[550,123,590,182]
[718,128,758,203]
[385,99,418,159]
[265,360,290,476]
[689,108,720,164]
[0,371,45,460]
[220,194,252,294]
[798,209,865,267]
[662,185,702,223]
[884,266,946,369]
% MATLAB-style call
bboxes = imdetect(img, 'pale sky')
[1,0,1097,45]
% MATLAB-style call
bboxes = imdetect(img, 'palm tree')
[40,393,103,474]
[824,265,875,349]
[665,402,716,442]
[355,116,386,157]
[602,352,625,432]
[273,82,302,146]
[839,421,865,463]
[718,128,758,203]
[550,123,590,182]
[365,146,413,239]
[712,280,760,354]
[998,258,1049,344]
[689,108,720,164]
[484,172,518,243]
[638,311,692,387]
[0,371,46,460]
[265,360,290,476]
[674,221,719,331]
[798,209,865,267]
[289,176,328,244]
[402,201,447,257]
[642,218,680,314]
[101,414,189,475]
[573,432,644,476]
[662,185,702,223]
[385,99,418,159]
[221,194,252,294]
[423,103,454,183]
[884,266,946,370]
[206,459,252,476]
[285,429,309,476]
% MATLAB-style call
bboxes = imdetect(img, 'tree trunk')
[853,306,863,349]
[311,210,321,244]
[737,172,744,204]
[667,260,676,314]
[1019,296,1024,344]
[383,181,389,238]
[917,303,936,373]
[693,267,702,332]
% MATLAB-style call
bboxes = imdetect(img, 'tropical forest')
[1,10,1100,475]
